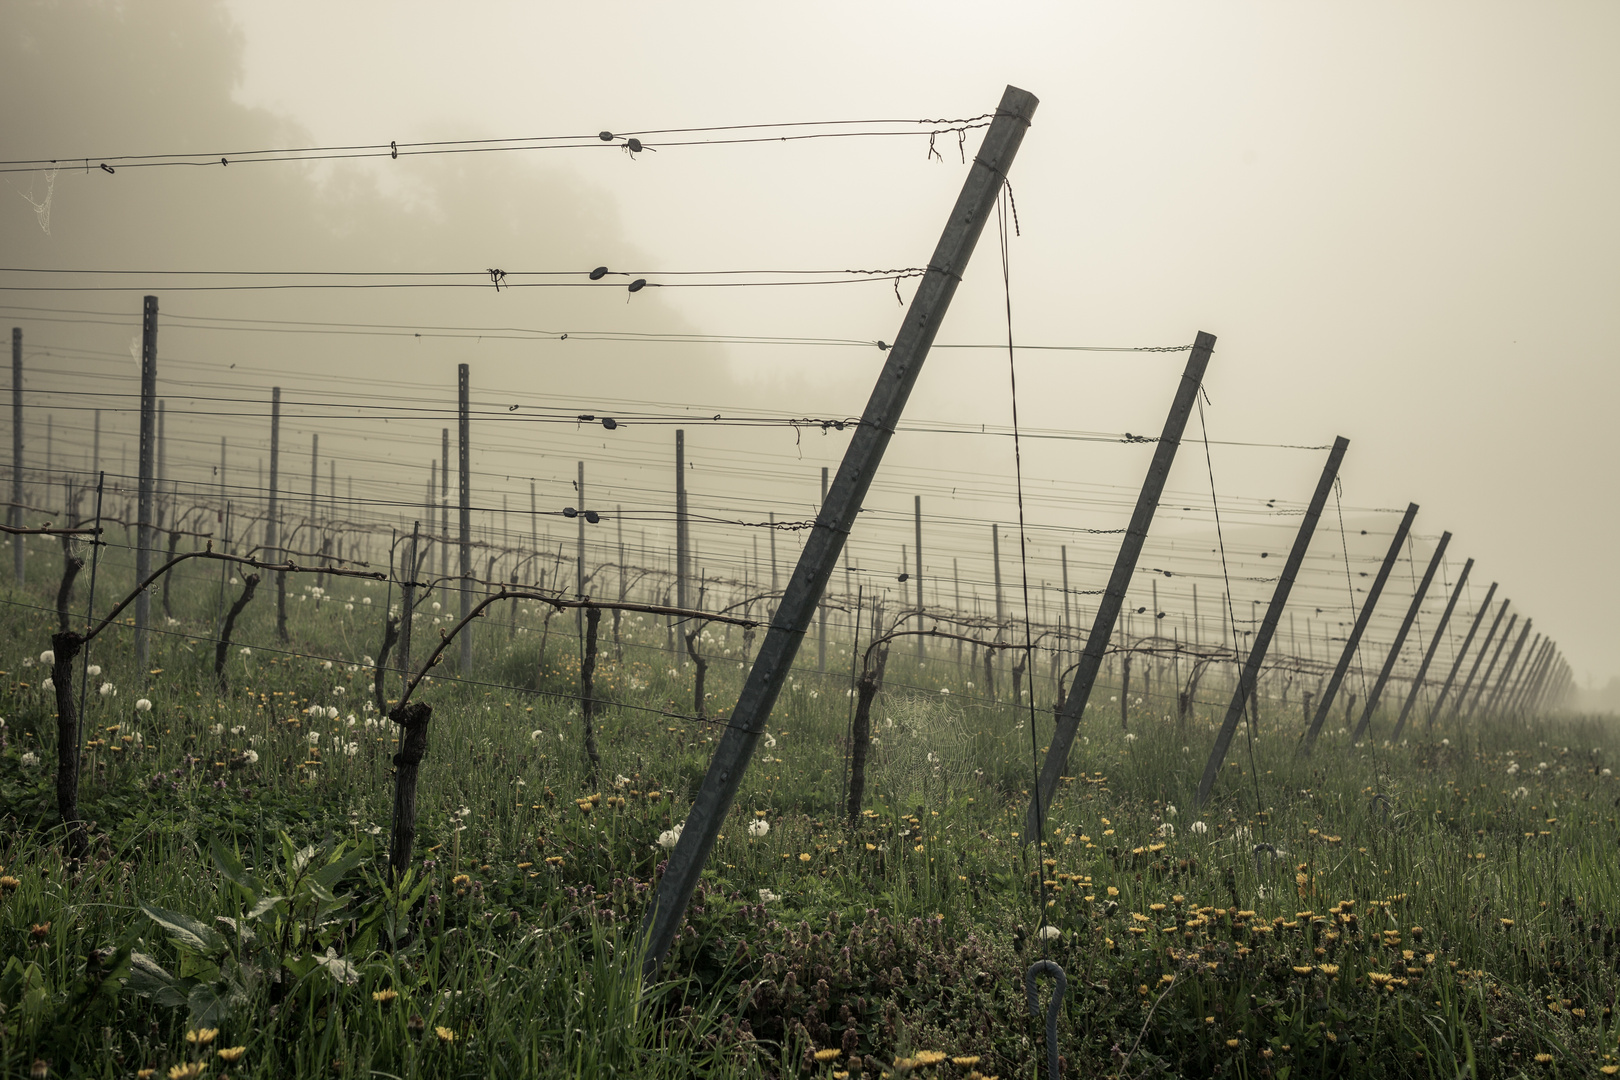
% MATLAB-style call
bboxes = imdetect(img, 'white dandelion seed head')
[242,749,260,765]
[39,650,54,665]
[326,707,339,720]
[210,723,224,736]
[1189,821,1209,835]
[41,677,55,692]
[21,750,39,767]
[657,825,683,849]
[85,665,101,677]
[134,698,152,713]
[1037,925,1062,941]
[758,888,780,903]
[747,819,770,838]
[98,682,115,697]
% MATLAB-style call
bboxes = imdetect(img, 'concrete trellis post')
[1299,503,1419,754]
[1390,556,1473,742]
[639,84,1039,974]
[1196,436,1347,806]
[134,297,158,673]
[1351,531,1451,743]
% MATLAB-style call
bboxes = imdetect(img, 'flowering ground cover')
[1,568,1618,1078]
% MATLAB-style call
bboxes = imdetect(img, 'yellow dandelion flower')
[1107,886,1119,897]
[951,1058,981,1067]
[185,1028,219,1046]
[799,853,812,862]
[452,874,470,886]
[1225,1039,1240,1049]
[215,1046,246,1063]
[372,988,398,1004]
[168,1064,206,1080]
[1293,966,1314,975]
[1533,1053,1554,1064]
[434,1026,457,1043]
[814,1048,841,1062]
[913,1051,947,1066]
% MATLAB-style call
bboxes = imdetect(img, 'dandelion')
[241,750,259,766]
[1514,786,1530,800]
[332,686,345,697]
[814,1049,841,1063]
[240,647,251,656]
[747,819,770,838]
[658,826,683,849]
[434,1026,456,1043]
[216,1046,246,1064]
[940,688,950,695]
[168,1064,205,1080]
[1037,925,1061,940]
[39,650,54,665]
[307,732,321,747]
[1158,823,1175,837]
[20,751,38,767]
[1189,821,1209,835]
[185,1028,220,1045]
[135,698,152,713]
[758,888,780,902]
[86,665,101,676]
[1165,804,1177,816]
[344,742,359,757]
[764,733,777,749]
[1533,1053,1554,1064]
[1507,762,1520,776]
[326,706,339,720]
[209,723,224,736]
[1123,732,1137,743]
[40,678,54,692]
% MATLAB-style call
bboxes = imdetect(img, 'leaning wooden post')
[1196,436,1346,807]
[1482,617,1533,717]
[1512,638,1555,715]
[639,85,1038,976]
[387,701,433,882]
[1390,557,1473,742]
[49,632,90,858]
[1443,591,1505,722]
[580,605,602,783]
[1503,637,1546,716]
[134,296,158,673]
[1298,503,1418,754]
[1350,530,1451,743]
[457,364,473,671]
[11,327,22,584]
[1024,334,1214,841]
[1464,611,1516,717]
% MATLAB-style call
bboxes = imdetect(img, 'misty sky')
[3,1,1617,694]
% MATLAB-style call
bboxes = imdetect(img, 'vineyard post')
[674,430,689,613]
[156,401,166,533]
[1298,503,1418,754]
[1351,530,1451,743]
[818,466,828,671]
[399,521,419,696]
[309,433,319,582]
[1060,545,1071,664]
[214,501,232,636]
[92,410,101,491]
[575,459,586,635]
[1483,618,1533,716]
[1517,638,1557,714]
[269,387,288,641]
[11,327,22,583]
[1524,645,1560,713]
[1434,587,1501,725]
[1024,333,1214,841]
[914,494,924,661]
[1465,611,1516,717]
[1196,436,1347,807]
[1390,556,1473,742]
[439,428,449,578]
[134,296,158,674]
[1508,637,1550,715]
[768,511,778,595]
[640,84,1038,975]
[457,364,472,671]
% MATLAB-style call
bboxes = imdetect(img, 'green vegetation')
[1,556,1617,1078]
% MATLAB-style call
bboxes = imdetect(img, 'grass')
[0,543,1617,1078]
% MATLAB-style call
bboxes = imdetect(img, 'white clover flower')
[21,750,39,767]
[758,888,780,903]
[1037,925,1062,941]
[242,749,260,765]
[657,826,683,849]
[307,732,321,746]
[747,818,770,838]
[965,681,974,689]
[135,698,152,713]
[86,665,101,677]
[299,594,306,603]
[41,677,54,692]
[1189,821,1209,835]
[98,682,115,697]
[39,649,54,665]
[366,717,380,730]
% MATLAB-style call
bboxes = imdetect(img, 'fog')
[4,0,1617,696]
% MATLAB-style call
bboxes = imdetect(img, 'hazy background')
[3,1,1616,701]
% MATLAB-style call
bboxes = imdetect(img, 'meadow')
[1,555,1617,1079]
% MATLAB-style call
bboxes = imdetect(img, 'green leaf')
[140,901,227,954]
[246,894,286,923]
[311,844,366,892]
[313,947,360,986]
[126,951,190,1009]
[187,981,246,1029]
[208,837,261,903]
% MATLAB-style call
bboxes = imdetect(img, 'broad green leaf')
[140,901,227,954]
[246,894,286,923]
[126,951,189,1009]
[313,947,360,986]
[311,845,366,891]
[187,981,246,1029]
[208,837,260,903]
